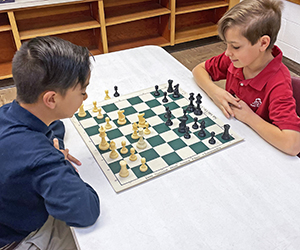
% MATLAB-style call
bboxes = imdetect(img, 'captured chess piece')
[129,147,137,161]
[117,110,126,125]
[92,101,98,112]
[209,131,216,144]
[154,85,160,96]
[222,124,231,140]
[105,117,112,129]
[78,104,86,117]
[98,126,109,151]
[114,86,120,97]
[119,160,129,178]
[120,141,128,154]
[104,90,111,100]
[109,141,119,159]
[167,79,174,93]
[97,107,103,119]
[139,157,148,172]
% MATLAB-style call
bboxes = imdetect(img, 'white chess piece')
[136,128,147,149]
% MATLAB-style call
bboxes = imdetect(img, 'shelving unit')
[0,0,239,81]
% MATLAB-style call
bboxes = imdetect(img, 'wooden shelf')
[0,24,11,32]
[0,62,13,80]
[175,22,218,44]
[176,0,229,15]
[105,1,170,26]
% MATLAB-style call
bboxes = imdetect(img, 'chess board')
[71,83,243,192]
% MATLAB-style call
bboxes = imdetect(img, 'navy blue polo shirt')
[0,100,100,247]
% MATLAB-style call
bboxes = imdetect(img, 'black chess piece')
[165,111,173,126]
[154,85,160,96]
[173,84,180,98]
[198,120,206,137]
[209,132,216,144]
[164,106,170,118]
[192,117,199,129]
[178,116,188,133]
[162,91,168,103]
[222,124,231,140]
[167,79,174,93]
[184,126,191,139]
[187,93,195,112]
[113,86,120,97]
[194,93,203,115]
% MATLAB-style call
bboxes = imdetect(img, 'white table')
[63,45,300,250]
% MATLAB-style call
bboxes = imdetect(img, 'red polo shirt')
[205,46,300,132]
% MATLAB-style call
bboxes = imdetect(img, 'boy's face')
[224,26,261,69]
[56,74,90,119]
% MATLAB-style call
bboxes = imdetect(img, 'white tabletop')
[63,45,300,250]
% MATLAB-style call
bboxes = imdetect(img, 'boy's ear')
[42,91,58,109]
[259,35,271,51]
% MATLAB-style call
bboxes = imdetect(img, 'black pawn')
[222,124,231,140]
[164,106,170,118]
[162,92,168,103]
[198,120,206,137]
[173,84,180,98]
[113,86,120,97]
[187,93,195,112]
[165,111,173,126]
[209,132,216,144]
[167,79,174,93]
[192,117,199,129]
[154,85,160,96]
[194,93,203,116]
[184,127,191,139]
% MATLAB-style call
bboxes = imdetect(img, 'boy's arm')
[232,100,300,156]
[192,62,241,118]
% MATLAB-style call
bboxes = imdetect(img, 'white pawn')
[105,117,112,130]
[92,101,98,112]
[109,141,119,159]
[97,107,103,119]
[136,128,147,149]
[120,141,128,154]
[144,122,151,135]
[119,160,129,178]
[139,157,148,172]
[129,147,137,161]
[78,104,86,117]
[104,90,111,100]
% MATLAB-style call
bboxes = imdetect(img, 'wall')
[276,0,300,64]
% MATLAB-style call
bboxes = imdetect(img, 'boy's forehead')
[224,26,246,42]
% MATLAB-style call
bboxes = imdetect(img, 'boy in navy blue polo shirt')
[193,0,300,156]
[0,36,100,249]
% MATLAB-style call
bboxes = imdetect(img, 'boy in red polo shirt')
[192,0,300,156]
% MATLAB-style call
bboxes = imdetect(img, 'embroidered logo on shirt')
[250,98,262,108]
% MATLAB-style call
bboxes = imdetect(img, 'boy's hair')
[13,36,91,104]
[218,0,283,50]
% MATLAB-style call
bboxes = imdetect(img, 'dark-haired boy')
[0,36,100,249]
[193,0,300,155]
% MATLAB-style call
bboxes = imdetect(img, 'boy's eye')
[82,92,86,96]
[232,46,240,50]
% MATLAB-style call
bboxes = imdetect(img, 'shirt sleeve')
[32,151,100,227]
[205,52,231,81]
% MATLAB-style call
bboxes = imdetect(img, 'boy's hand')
[53,138,81,172]
[210,88,241,118]
[231,99,254,123]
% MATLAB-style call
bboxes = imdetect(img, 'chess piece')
[187,93,195,112]
[92,101,98,112]
[117,110,126,125]
[192,117,199,129]
[173,84,180,98]
[164,106,170,118]
[97,107,104,119]
[209,131,216,144]
[178,110,188,133]
[78,104,86,117]
[165,110,173,126]
[129,147,137,161]
[162,91,168,103]
[114,86,120,97]
[139,157,148,172]
[131,122,139,139]
[109,141,119,159]
[154,85,160,96]
[98,126,109,151]
[144,122,151,135]
[137,128,147,149]
[198,120,206,137]
[104,90,110,100]
[184,126,191,139]
[105,117,112,130]
[194,93,203,116]
[120,141,128,154]
[119,160,129,178]
[167,79,174,93]
[137,113,146,128]
[222,124,231,140]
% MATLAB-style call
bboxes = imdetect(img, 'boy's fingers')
[53,138,59,149]
[67,154,82,166]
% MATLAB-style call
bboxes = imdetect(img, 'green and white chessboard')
[71,83,243,192]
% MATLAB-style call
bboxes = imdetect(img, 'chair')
[291,76,300,117]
